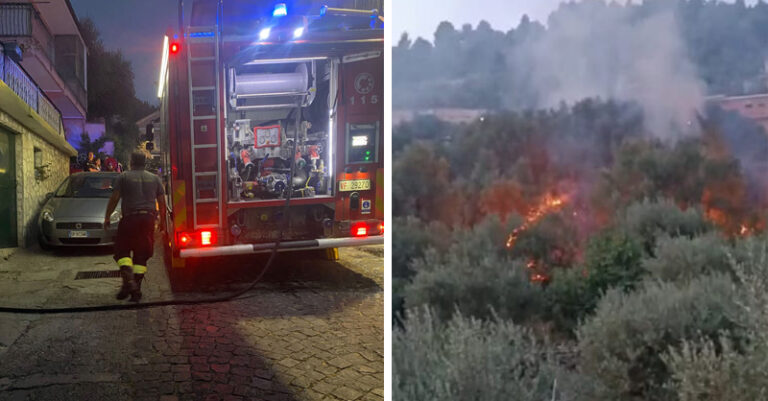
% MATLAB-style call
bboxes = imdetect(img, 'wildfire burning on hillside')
[502,126,768,285]
[506,194,568,249]
[504,192,575,284]
[699,127,767,237]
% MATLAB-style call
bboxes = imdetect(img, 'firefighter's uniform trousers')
[114,211,156,273]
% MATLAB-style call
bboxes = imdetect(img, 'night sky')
[69,0,180,104]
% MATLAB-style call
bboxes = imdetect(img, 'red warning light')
[170,43,180,54]
[178,232,192,246]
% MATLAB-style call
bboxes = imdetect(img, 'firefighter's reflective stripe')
[133,264,147,274]
[173,180,186,228]
[325,247,340,261]
[117,257,133,267]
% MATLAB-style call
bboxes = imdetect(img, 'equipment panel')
[346,122,379,164]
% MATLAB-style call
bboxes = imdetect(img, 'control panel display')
[346,122,379,164]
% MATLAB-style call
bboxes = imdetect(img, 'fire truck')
[155,0,384,273]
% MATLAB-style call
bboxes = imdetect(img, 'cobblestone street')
[0,244,383,401]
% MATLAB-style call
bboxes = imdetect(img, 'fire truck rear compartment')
[227,204,334,244]
[162,2,383,257]
[225,58,333,203]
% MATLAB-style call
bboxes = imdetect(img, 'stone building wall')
[1,109,70,247]
[18,129,70,246]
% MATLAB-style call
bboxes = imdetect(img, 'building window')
[33,147,46,181]
[34,147,42,168]
[0,4,33,36]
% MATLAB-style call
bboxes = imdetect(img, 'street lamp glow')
[259,27,271,41]
[293,27,304,39]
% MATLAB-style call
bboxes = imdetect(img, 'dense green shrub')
[663,239,768,400]
[405,250,543,323]
[622,199,711,253]
[729,237,768,332]
[545,230,643,334]
[665,335,768,401]
[448,214,522,261]
[392,141,452,221]
[545,267,593,334]
[582,230,644,291]
[393,277,409,325]
[403,215,543,323]
[392,216,451,281]
[643,233,731,283]
[394,308,561,401]
[511,212,581,269]
[575,274,743,401]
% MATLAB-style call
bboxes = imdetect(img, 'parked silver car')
[38,172,121,248]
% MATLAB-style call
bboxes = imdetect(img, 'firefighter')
[104,151,167,302]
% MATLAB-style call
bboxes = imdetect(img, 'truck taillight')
[170,42,180,54]
[351,222,368,237]
[176,230,217,247]
[200,230,215,246]
[378,222,384,235]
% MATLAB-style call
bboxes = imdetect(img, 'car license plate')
[68,230,88,238]
[339,179,371,192]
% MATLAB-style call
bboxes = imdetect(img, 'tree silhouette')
[78,18,157,164]
[394,0,768,109]
[76,132,108,157]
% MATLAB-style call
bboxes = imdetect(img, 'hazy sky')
[392,0,761,43]
[66,0,762,104]
[70,0,178,104]
[392,0,564,42]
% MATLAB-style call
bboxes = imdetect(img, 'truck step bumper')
[179,235,383,258]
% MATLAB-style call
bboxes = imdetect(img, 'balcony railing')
[0,49,64,136]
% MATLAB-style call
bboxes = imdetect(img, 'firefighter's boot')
[129,273,144,303]
[117,266,138,300]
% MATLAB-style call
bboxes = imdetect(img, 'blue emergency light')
[273,3,287,17]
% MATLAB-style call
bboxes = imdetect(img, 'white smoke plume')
[517,1,705,137]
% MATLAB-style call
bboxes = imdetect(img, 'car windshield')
[55,175,117,198]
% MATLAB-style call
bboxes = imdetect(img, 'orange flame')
[531,273,548,283]
[506,194,568,249]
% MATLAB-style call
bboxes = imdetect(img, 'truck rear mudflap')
[179,235,383,258]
